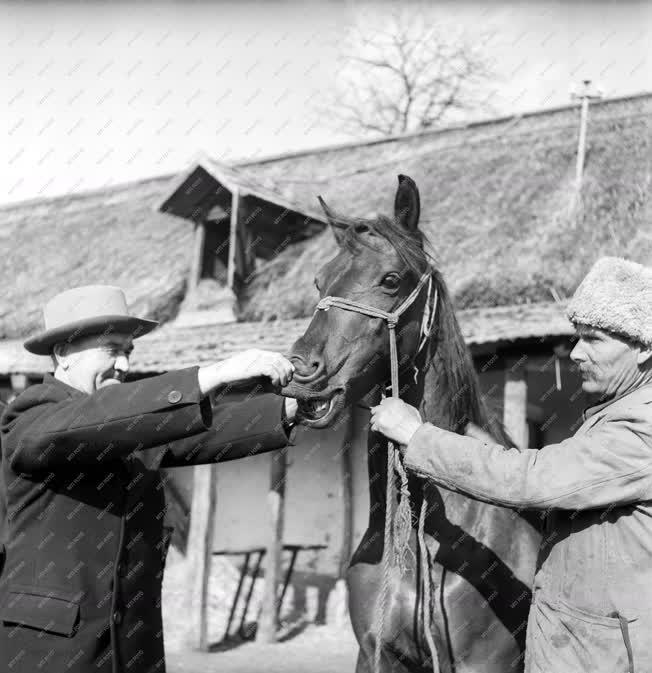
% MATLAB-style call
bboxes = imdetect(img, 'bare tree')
[332,11,494,137]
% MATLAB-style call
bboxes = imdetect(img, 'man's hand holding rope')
[370,398,424,448]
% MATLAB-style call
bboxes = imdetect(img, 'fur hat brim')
[24,315,158,355]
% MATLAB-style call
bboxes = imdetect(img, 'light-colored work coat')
[404,383,652,673]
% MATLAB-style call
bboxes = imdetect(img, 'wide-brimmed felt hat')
[567,257,652,347]
[24,285,159,355]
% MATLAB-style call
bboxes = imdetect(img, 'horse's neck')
[364,278,502,519]
[406,325,475,433]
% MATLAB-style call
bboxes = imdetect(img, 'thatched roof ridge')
[240,92,652,170]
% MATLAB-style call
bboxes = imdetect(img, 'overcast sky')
[2,0,650,205]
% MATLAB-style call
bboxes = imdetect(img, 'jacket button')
[167,390,182,404]
[112,610,122,625]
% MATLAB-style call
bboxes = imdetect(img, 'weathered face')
[570,324,649,400]
[53,332,133,394]
[284,175,428,428]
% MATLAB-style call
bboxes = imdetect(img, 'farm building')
[1,92,651,636]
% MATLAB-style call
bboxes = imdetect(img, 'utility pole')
[571,79,603,189]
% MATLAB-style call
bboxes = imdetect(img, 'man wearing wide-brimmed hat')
[371,257,652,672]
[0,285,297,673]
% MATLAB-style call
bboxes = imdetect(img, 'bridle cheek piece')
[315,271,437,397]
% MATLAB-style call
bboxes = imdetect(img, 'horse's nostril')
[288,354,324,383]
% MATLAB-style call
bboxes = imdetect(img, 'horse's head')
[282,175,434,428]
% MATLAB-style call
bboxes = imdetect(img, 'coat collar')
[41,372,85,398]
[583,381,652,421]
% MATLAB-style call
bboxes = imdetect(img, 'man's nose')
[114,354,130,373]
[569,342,584,364]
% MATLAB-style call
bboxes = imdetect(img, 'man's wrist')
[402,421,424,450]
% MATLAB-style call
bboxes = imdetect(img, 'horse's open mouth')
[297,396,335,421]
[294,389,345,428]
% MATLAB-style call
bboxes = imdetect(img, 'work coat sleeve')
[2,368,211,473]
[143,393,291,468]
[403,411,652,510]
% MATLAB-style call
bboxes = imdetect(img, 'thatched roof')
[0,301,573,375]
[239,93,652,320]
[1,93,649,365]
[0,155,323,342]
[0,175,183,339]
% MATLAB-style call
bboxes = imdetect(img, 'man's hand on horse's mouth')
[370,398,423,448]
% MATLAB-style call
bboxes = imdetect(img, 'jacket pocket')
[0,584,80,637]
[530,595,636,673]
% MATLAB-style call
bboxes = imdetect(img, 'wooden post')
[10,374,28,394]
[185,463,218,651]
[189,221,206,291]
[503,357,528,450]
[227,188,240,291]
[256,448,287,643]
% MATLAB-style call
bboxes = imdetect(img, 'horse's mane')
[427,271,513,444]
[337,211,511,445]
[334,213,432,278]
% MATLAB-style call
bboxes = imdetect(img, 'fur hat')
[567,257,652,347]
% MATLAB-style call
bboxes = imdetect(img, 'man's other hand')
[199,350,295,395]
[370,398,423,447]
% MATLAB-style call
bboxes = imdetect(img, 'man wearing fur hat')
[0,285,298,673]
[371,257,652,673]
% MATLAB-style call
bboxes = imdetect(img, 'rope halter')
[315,270,440,673]
[315,271,436,397]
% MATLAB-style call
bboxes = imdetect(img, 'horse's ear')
[394,174,420,232]
[318,195,347,246]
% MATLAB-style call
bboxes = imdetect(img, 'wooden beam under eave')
[227,188,240,291]
[503,357,528,450]
[185,463,218,651]
[188,221,206,292]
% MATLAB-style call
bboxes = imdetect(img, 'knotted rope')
[316,273,440,673]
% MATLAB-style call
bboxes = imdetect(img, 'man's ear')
[52,343,69,370]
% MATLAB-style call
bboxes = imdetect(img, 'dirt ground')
[166,625,358,673]
[162,548,359,673]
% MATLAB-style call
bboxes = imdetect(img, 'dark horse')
[282,176,541,673]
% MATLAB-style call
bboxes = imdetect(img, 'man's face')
[54,333,134,394]
[570,324,642,400]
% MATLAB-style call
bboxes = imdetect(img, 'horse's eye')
[381,273,401,290]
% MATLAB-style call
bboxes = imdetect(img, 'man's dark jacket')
[0,367,290,673]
